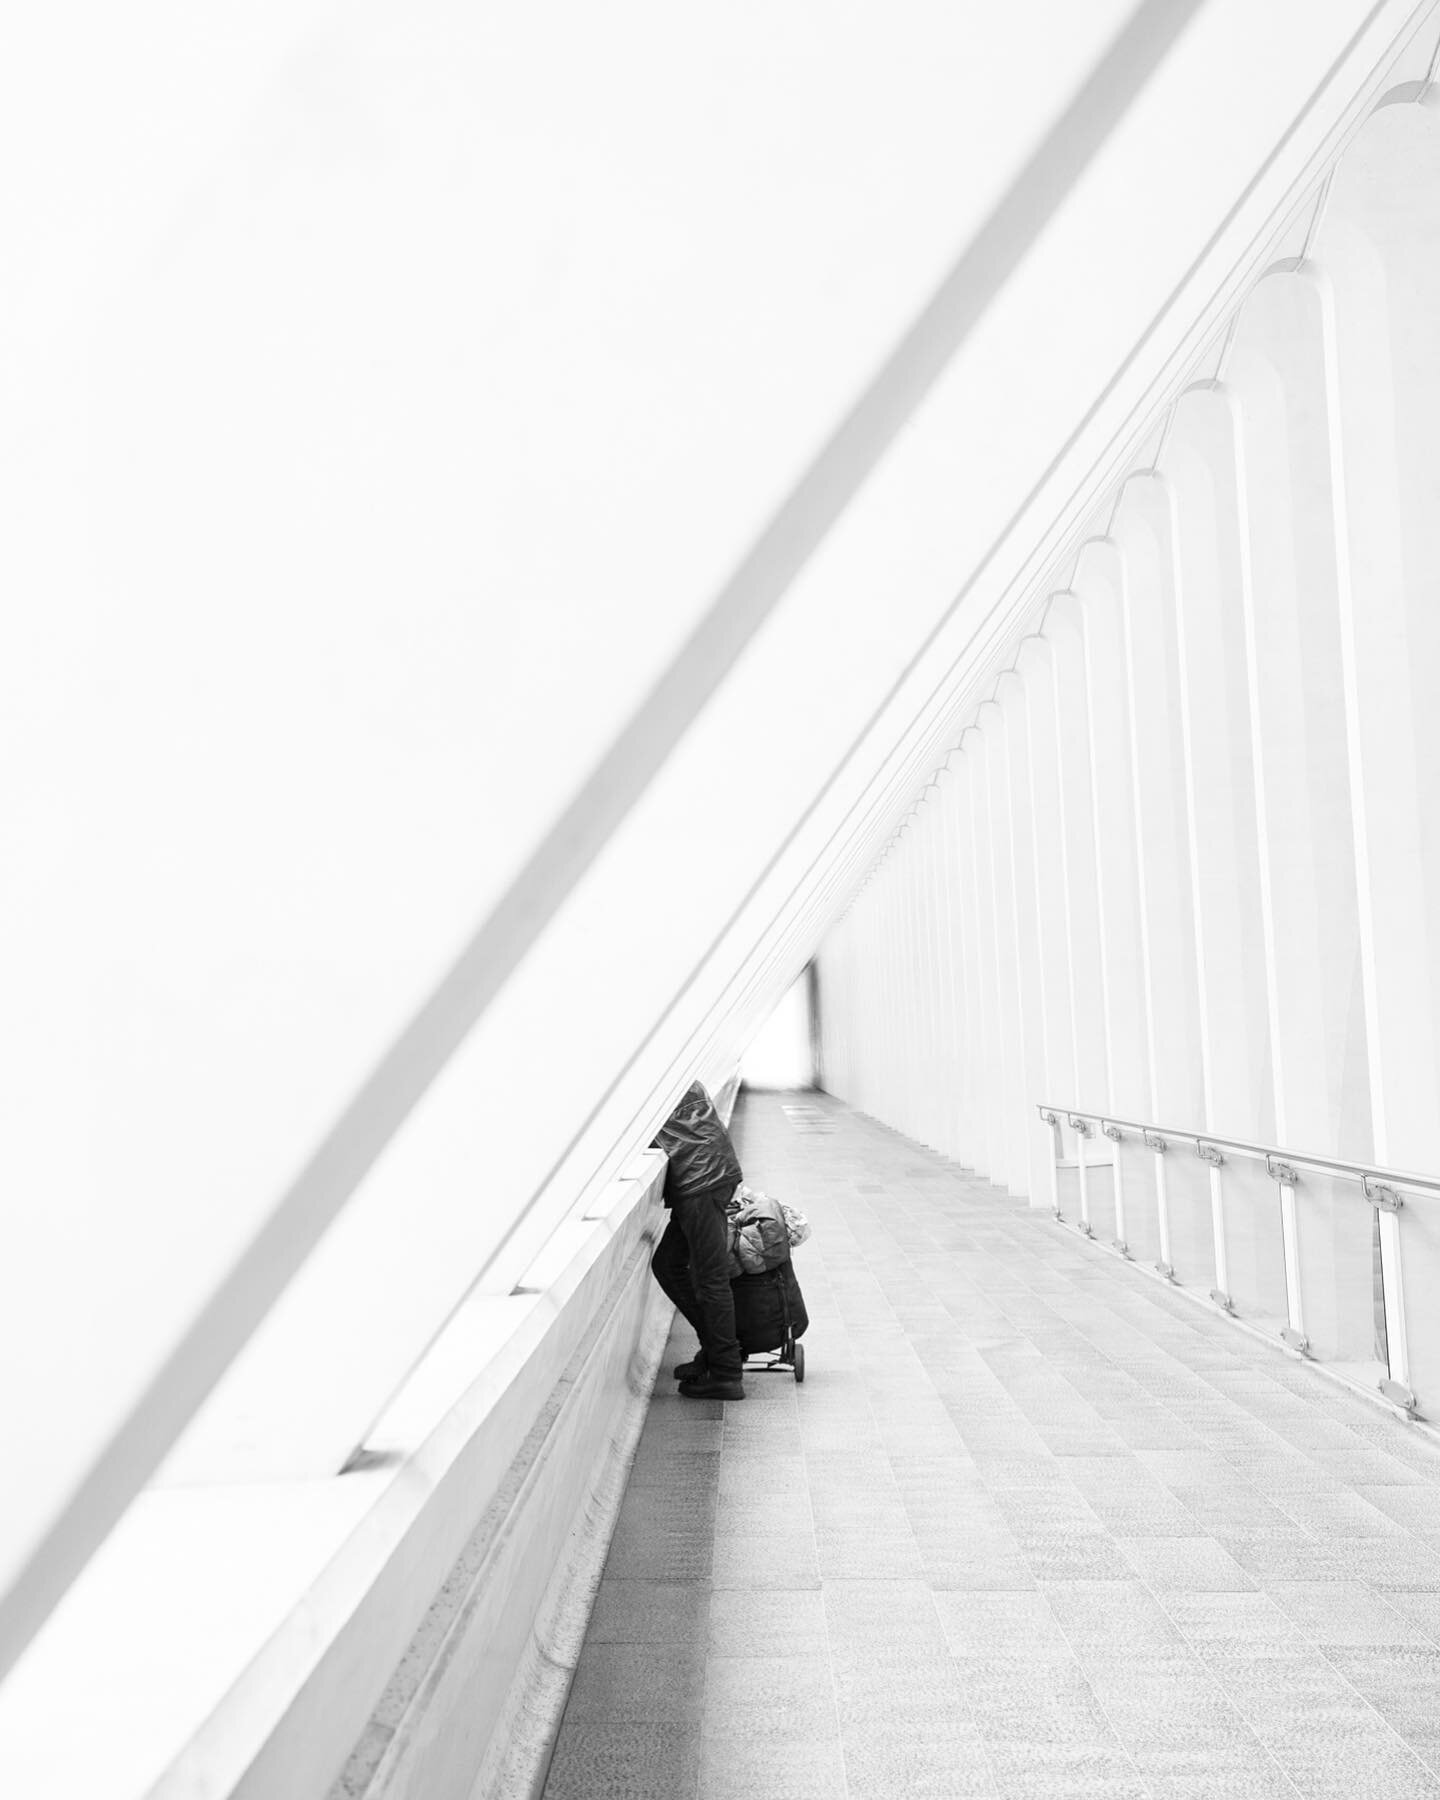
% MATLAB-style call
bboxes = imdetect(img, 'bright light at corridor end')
[742,973,816,1091]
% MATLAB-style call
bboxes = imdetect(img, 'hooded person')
[649,1081,746,1400]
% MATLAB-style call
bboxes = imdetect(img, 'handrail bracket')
[1363,1175,1403,1213]
[1379,1377,1418,1415]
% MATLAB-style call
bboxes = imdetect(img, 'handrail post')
[1103,1122,1127,1254]
[1198,1141,1231,1312]
[1068,1116,1093,1235]
[1366,1177,1416,1413]
[1040,1109,1062,1218]
[1269,1154,1309,1356]
[1145,1130,1173,1278]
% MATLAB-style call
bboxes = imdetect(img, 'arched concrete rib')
[477,4,1431,1437]
[0,0,1209,1683]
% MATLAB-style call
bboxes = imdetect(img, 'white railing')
[1038,1102,1440,1421]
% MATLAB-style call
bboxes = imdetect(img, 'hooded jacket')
[651,1080,743,1205]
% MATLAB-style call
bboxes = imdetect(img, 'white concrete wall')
[817,85,1440,1397]
[0,1154,675,1800]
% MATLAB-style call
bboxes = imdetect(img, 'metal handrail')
[1037,1096,1425,1421]
[1036,1103,1440,1196]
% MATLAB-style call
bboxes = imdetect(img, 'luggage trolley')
[733,1257,808,1383]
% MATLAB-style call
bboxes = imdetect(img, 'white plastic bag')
[780,1202,811,1248]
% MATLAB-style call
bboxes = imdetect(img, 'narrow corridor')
[543,1091,1440,1800]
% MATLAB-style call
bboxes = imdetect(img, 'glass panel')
[1118,1140,1162,1269]
[1397,1194,1440,1414]
[1292,1171,1385,1388]
[1085,1142,1117,1246]
[1051,1119,1078,1224]
[1054,1157,1083,1226]
[1218,1156,1288,1335]
[1160,1152,1216,1293]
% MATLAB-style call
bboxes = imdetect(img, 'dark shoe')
[672,1355,707,1381]
[678,1375,745,1400]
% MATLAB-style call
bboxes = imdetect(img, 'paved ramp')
[542,1091,1440,1800]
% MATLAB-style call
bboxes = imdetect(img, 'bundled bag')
[731,1259,810,1355]
[726,1184,813,1358]
[724,1184,790,1275]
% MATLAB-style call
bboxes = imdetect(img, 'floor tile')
[543,1718,701,1800]
[586,1579,711,1645]
[697,1739,847,1800]
[710,1532,819,1589]
[702,1654,837,1743]
[706,1587,828,1657]
[564,1640,707,1723]
[840,1732,999,1799]
[1267,1580,1428,1646]
[1115,1535,1256,1592]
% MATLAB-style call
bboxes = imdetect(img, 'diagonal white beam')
[0,0,1204,1681]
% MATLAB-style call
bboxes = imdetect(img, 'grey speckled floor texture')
[541,1090,1440,1800]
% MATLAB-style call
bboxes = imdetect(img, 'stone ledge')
[0,1153,674,1800]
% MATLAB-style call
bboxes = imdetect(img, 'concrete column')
[932,761,971,1165]
[1045,593,1110,1124]
[998,669,1051,1203]
[964,726,1007,1185]
[980,701,1027,1192]
[1168,387,1274,1143]
[922,798,952,1153]
[1114,476,1205,1128]
[1229,267,1370,1160]
[1016,635,1076,1130]
[1321,102,1440,1173]
[1075,540,1153,1122]
[951,749,991,1172]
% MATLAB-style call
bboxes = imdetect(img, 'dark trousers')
[650,1184,742,1379]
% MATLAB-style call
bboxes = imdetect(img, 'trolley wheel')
[793,1341,805,1383]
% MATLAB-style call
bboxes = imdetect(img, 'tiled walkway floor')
[541,1091,1440,1800]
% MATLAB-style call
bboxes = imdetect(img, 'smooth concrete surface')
[220,1157,673,1800]
[327,1235,673,1800]
[544,1090,1440,1800]
[0,1159,671,1800]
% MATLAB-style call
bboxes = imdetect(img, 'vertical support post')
[1208,1164,1232,1311]
[1069,1115,1093,1236]
[1270,1155,1309,1354]
[1103,1122,1128,1254]
[1145,1129,1172,1277]
[1366,1179,1415,1412]
[1040,1110,1062,1218]
[1197,1142,1231,1311]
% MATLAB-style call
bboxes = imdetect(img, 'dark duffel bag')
[731,1257,809,1355]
